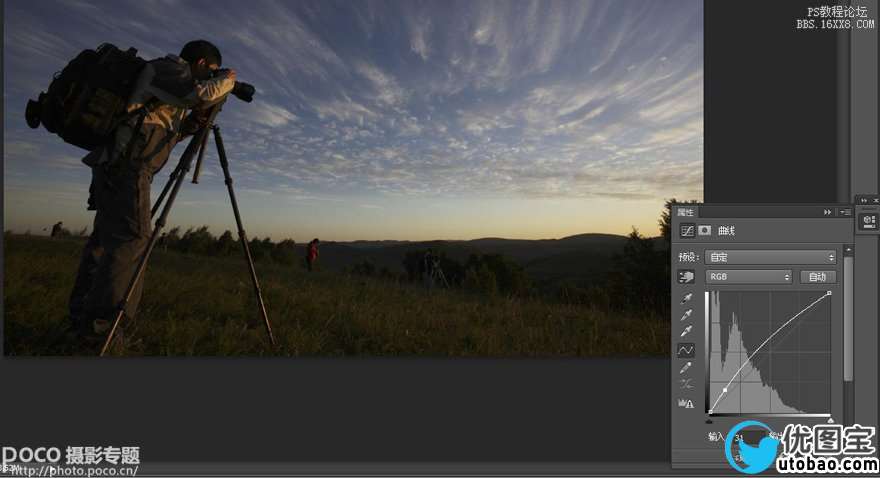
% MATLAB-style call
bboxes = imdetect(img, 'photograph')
[4,0,703,356]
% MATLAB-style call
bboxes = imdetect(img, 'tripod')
[430,260,450,289]
[100,99,276,356]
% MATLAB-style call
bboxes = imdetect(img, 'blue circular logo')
[724,420,780,474]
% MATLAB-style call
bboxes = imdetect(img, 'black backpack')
[25,43,147,151]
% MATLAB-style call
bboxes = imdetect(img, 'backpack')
[25,43,147,151]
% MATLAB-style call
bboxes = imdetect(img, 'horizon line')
[5,228,665,244]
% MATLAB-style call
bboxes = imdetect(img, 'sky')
[3,0,703,242]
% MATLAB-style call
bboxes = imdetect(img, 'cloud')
[312,96,377,123]
[5,140,41,157]
[396,116,423,136]
[408,16,432,61]
[5,25,76,66]
[354,62,408,107]
[250,101,299,127]
[458,110,513,136]
[4,0,705,237]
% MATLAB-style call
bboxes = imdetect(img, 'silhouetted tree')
[165,227,182,251]
[214,230,236,256]
[607,227,667,317]
[179,226,215,255]
[271,239,297,265]
[464,253,528,297]
[463,262,498,296]
[248,237,267,262]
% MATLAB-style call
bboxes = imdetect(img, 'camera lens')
[231,82,255,103]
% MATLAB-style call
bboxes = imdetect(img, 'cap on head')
[180,40,222,67]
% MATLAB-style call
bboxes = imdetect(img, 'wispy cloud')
[250,101,299,128]
[354,62,409,107]
[5,0,703,239]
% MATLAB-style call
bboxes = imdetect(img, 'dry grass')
[3,234,669,356]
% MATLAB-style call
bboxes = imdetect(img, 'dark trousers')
[69,124,175,327]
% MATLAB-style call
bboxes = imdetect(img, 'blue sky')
[4,0,703,241]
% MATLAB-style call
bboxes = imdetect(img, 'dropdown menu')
[704,250,837,265]
[705,269,794,284]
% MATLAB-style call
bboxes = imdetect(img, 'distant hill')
[466,233,628,263]
[343,240,413,249]
[296,233,664,288]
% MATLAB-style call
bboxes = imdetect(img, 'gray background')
[0,358,670,464]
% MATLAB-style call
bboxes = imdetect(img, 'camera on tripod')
[213,68,255,103]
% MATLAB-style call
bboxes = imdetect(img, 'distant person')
[306,238,320,272]
[423,249,435,289]
[157,232,168,252]
[50,221,64,238]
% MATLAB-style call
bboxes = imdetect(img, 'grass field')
[3,234,669,356]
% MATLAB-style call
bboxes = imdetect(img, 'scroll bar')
[844,251,854,426]
[704,291,710,416]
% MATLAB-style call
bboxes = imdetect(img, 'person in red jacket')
[306,238,320,272]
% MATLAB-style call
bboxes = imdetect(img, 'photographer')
[423,249,436,289]
[68,40,237,342]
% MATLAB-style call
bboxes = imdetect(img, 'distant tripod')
[429,259,450,289]
[100,99,276,356]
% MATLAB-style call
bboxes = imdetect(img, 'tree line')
[30,199,693,319]
[156,226,301,265]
